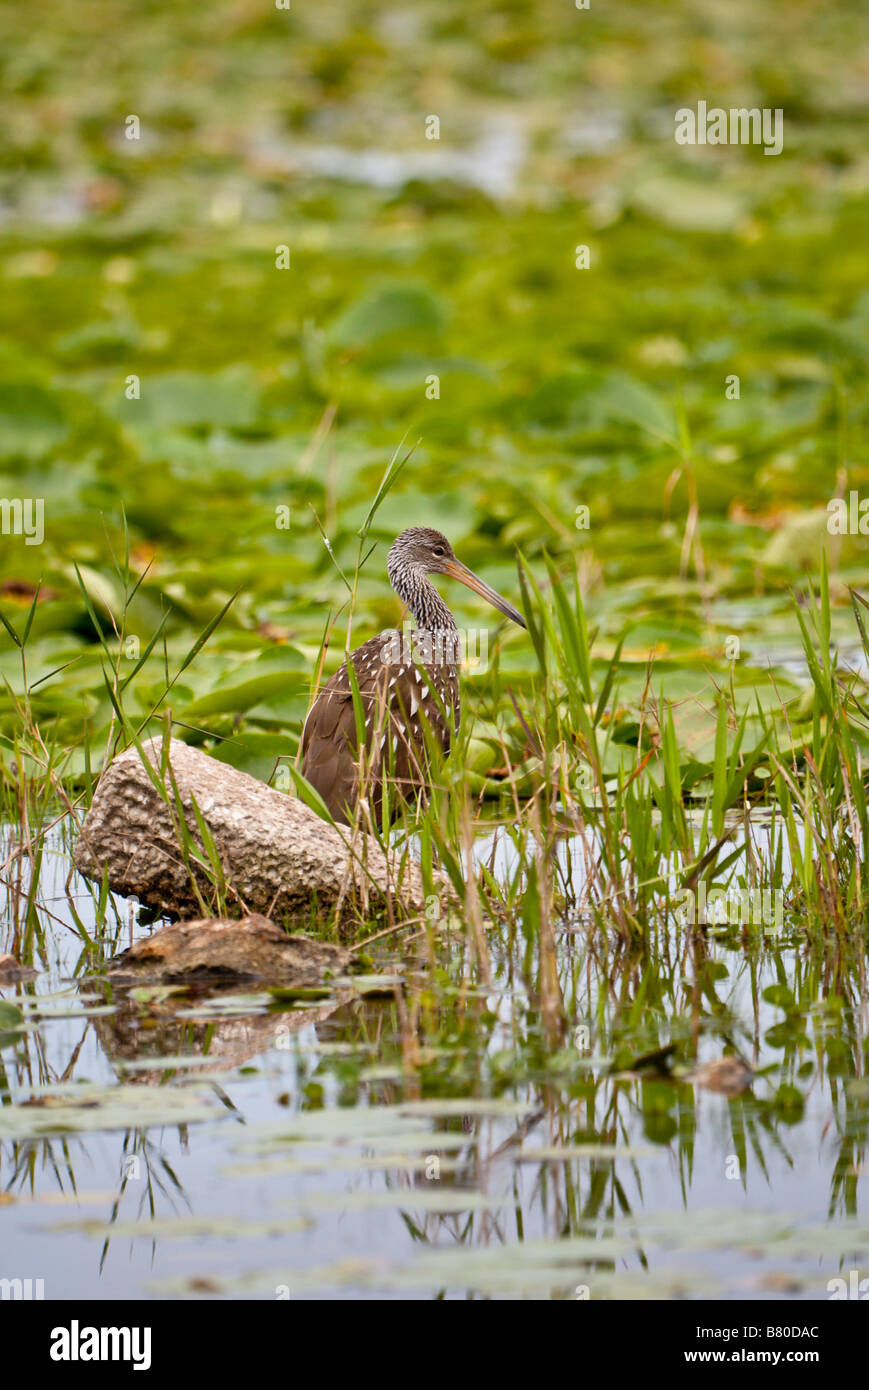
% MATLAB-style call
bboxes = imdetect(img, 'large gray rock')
[74,738,435,921]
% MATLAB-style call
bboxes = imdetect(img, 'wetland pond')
[3,0,869,1314]
[2,817,868,1302]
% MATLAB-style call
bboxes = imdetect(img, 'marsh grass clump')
[3,498,869,986]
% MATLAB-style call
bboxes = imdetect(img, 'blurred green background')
[1,0,868,776]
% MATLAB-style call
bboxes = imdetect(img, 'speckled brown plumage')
[300,527,525,826]
[300,632,459,825]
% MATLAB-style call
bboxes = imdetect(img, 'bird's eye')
[433,546,444,557]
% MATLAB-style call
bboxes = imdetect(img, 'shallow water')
[1,823,868,1301]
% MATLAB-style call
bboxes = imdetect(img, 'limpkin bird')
[300,527,525,826]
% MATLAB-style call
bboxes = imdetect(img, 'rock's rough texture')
[74,738,434,920]
[106,913,353,984]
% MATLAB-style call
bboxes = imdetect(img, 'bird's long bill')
[443,558,527,629]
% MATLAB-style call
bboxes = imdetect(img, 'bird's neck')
[394,572,457,633]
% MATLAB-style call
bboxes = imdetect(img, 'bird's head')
[387,527,526,629]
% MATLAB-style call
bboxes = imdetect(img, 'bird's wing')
[300,635,456,824]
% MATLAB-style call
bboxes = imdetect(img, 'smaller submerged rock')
[106,912,353,985]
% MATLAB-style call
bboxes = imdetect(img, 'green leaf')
[0,381,67,458]
[329,283,447,349]
[181,670,305,719]
[287,764,338,827]
[110,368,261,429]
[0,1000,25,1030]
